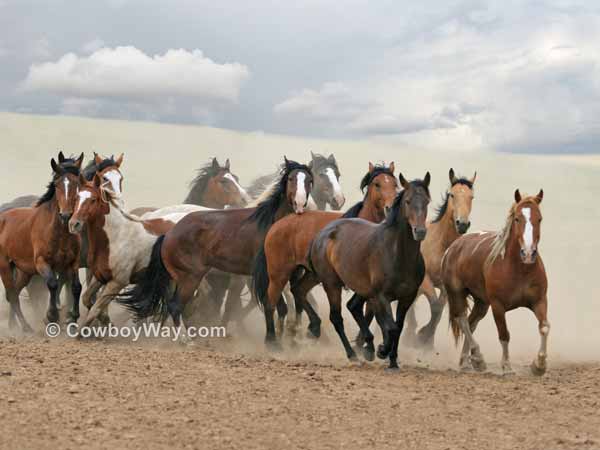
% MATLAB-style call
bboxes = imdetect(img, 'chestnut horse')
[116,158,313,339]
[308,174,431,369]
[442,189,548,376]
[0,152,84,331]
[252,162,398,346]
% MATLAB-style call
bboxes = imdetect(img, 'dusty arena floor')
[0,336,598,450]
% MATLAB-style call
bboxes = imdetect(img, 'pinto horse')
[252,162,398,346]
[442,189,549,376]
[116,158,313,338]
[0,152,84,331]
[309,174,431,369]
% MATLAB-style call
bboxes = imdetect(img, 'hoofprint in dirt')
[0,338,598,450]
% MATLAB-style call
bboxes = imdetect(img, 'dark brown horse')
[116,158,313,340]
[442,189,549,375]
[308,174,430,369]
[0,152,84,331]
[252,162,398,346]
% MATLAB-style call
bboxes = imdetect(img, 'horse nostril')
[532,249,537,257]
[520,249,526,258]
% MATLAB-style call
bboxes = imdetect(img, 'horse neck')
[104,200,146,240]
[41,199,67,235]
[379,217,421,270]
[429,202,459,249]
[185,183,216,208]
[359,195,385,222]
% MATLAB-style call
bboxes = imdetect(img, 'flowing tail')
[445,287,469,346]
[251,245,269,310]
[116,235,172,322]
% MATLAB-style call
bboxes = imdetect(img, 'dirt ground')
[0,334,598,450]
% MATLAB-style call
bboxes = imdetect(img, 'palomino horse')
[360,169,477,349]
[309,174,431,369]
[0,152,84,331]
[116,158,313,338]
[252,162,398,346]
[442,189,548,376]
[69,174,212,329]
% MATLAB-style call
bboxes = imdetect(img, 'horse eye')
[449,193,454,198]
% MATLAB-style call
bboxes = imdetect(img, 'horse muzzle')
[412,226,427,241]
[455,219,471,234]
[330,194,346,210]
[59,213,72,225]
[69,219,84,235]
[520,248,538,264]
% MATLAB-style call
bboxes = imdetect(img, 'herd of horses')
[0,151,549,376]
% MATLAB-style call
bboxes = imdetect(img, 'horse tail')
[116,235,172,322]
[251,244,269,310]
[445,287,468,346]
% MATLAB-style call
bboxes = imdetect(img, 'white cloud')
[21,46,250,104]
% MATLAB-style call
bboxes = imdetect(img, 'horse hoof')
[471,357,487,372]
[306,324,321,339]
[501,366,515,376]
[530,361,546,377]
[376,344,390,360]
[348,352,359,362]
[362,344,375,362]
[385,363,400,372]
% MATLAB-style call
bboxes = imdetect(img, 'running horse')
[442,189,548,376]
[0,152,84,331]
[252,162,398,346]
[308,174,431,368]
[116,158,313,339]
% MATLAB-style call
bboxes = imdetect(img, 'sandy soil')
[0,337,598,450]
[1,112,599,449]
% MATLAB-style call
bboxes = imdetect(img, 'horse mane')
[310,152,340,177]
[246,160,312,233]
[485,195,539,267]
[184,160,235,204]
[384,179,430,229]
[432,177,474,223]
[36,156,82,207]
[246,170,279,199]
[359,164,395,193]
[342,201,364,218]
[82,155,117,181]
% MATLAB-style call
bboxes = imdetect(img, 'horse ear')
[449,168,458,184]
[51,158,60,173]
[398,173,409,189]
[211,157,220,169]
[389,162,395,174]
[94,152,103,165]
[514,189,522,203]
[368,162,375,174]
[328,153,336,163]
[58,151,65,163]
[423,172,431,188]
[115,153,124,168]
[535,189,544,204]
[310,150,316,159]
[75,152,84,169]
[470,171,477,185]
[93,173,102,188]
[224,158,230,170]
[284,156,290,168]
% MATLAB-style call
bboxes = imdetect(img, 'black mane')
[36,157,82,207]
[342,201,364,218]
[82,155,117,181]
[310,152,340,177]
[184,160,235,204]
[359,164,395,193]
[385,179,430,228]
[247,160,312,233]
[431,177,474,223]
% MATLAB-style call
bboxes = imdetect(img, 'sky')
[1,0,599,153]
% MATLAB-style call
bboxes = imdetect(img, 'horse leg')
[490,301,512,375]
[80,281,123,329]
[0,257,18,330]
[220,275,246,328]
[263,274,288,350]
[324,284,357,361]
[82,276,102,312]
[389,294,419,370]
[290,271,321,339]
[166,279,197,345]
[416,276,444,350]
[355,301,375,348]
[346,294,374,361]
[275,295,288,337]
[530,297,550,376]
[36,261,60,325]
[12,269,34,333]
[282,283,297,332]
[461,298,489,371]
[65,270,82,324]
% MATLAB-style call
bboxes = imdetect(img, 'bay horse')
[129,157,249,216]
[0,152,84,331]
[308,174,431,369]
[69,176,211,330]
[252,162,398,346]
[359,169,476,350]
[116,158,313,340]
[442,189,548,376]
